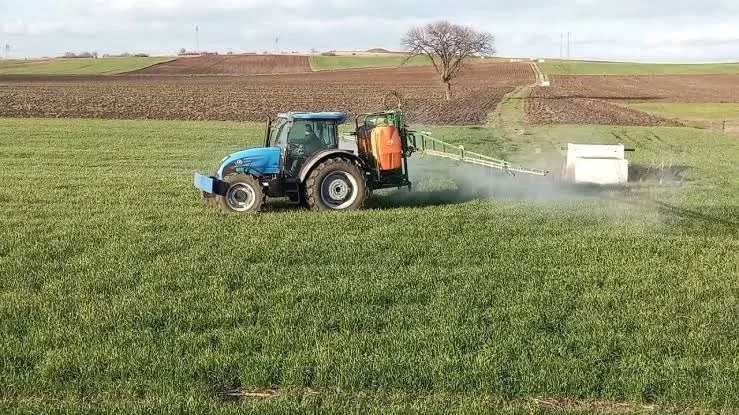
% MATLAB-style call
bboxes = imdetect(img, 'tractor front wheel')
[305,157,367,212]
[218,173,265,213]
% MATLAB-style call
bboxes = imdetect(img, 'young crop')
[0,118,737,413]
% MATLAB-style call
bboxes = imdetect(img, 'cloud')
[1,0,738,61]
[644,23,739,47]
[0,19,95,37]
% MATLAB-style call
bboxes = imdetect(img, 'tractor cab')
[266,112,347,178]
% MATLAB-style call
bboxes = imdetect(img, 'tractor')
[194,109,415,212]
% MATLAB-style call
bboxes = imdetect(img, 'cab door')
[270,119,291,175]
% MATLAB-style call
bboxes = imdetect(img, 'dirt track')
[0,63,534,125]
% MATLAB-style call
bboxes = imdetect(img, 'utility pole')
[567,32,571,59]
[195,25,199,52]
[275,37,279,53]
[560,32,563,59]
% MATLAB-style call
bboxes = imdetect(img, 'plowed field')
[134,54,312,75]
[0,63,533,125]
[525,74,739,126]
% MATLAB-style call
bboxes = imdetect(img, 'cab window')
[287,120,337,146]
[288,121,311,144]
[272,120,290,147]
[317,122,337,146]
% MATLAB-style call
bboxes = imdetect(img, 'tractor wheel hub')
[320,172,358,209]
[328,179,349,199]
[226,183,256,211]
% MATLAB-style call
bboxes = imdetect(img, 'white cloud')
[89,0,316,16]
[0,19,95,36]
[644,23,739,46]
[1,0,738,61]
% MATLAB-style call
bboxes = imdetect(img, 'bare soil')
[525,97,683,126]
[133,54,312,75]
[525,74,739,125]
[0,63,534,125]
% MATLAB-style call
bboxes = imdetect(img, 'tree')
[401,20,495,100]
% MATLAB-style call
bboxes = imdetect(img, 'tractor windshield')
[288,120,337,148]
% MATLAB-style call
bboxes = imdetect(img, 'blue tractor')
[194,109,414,213]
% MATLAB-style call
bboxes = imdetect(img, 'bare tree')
[401,21,495,100]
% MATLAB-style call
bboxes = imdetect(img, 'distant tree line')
[62,52,151,59]
[178,48,222,56]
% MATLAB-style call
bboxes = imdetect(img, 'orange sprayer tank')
[370,125,403,171]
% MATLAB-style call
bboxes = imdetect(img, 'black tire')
[204,191,219,207]
[305,157,367,212]
[298,183,310,209]
[217,173,265,213]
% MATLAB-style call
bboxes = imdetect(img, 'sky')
[0,0,737,62]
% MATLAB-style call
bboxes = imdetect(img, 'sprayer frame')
[353,109,415,192]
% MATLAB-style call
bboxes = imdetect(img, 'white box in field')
[567,143,625,166]
[573,158,629,184]
[566,143,629,184]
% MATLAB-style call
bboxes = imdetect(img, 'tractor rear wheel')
[298,183,310,209]
[305,157,367,212]
[218,173,265,213]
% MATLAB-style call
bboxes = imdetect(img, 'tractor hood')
[217,146,281,179]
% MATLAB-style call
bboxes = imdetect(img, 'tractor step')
[284,179,302,203]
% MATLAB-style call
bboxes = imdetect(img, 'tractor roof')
[279,111,348,123]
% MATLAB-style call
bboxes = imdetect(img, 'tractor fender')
[299,149,365,182]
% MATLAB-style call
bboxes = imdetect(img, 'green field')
[623,103,739,133]
[309,54,503,71]
[625,102,739,119]
[1,115,737,413]
[0,57,176,75]
[540,60,739,75]
[309,54,434,70]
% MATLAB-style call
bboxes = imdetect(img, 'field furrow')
[133,54,313,75]
[0,63,534,125]
[525,74,739,126]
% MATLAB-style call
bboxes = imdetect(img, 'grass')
[624,103,739,119]
[309,55,432,70]
[1,117,737,413]
[623,103,739,133]
[0,56,177,75]
[539,59,739,75]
